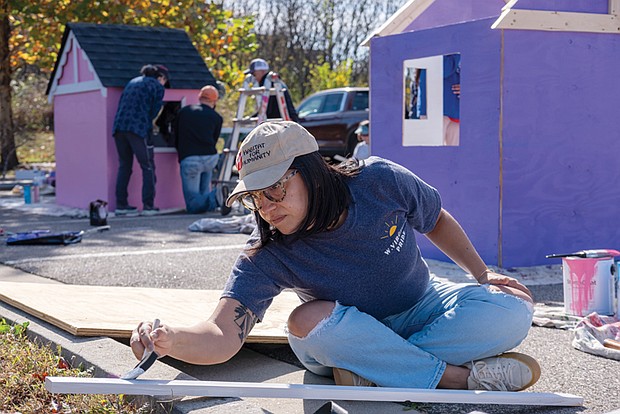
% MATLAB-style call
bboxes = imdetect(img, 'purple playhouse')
[366,0,620,267]
[46,23,217,212]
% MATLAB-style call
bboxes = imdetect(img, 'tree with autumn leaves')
[0,0,257,170]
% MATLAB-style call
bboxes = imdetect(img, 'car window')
[351,91,369,111]
[297,96,323,118]
[298,92,345,117]
[322,93,344,113]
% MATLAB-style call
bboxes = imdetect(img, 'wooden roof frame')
[361,0,434,46]
[362,0,620,46]
[492,0,620,33]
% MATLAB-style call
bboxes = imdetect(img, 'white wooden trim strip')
[361,0,434,46]
[72,37,79,84]
[611,0,620,16]
[492,9,620,33]
[48,32,107,102]
[47,31,75,102]
[52,81,105,96]
[45,377,583,406]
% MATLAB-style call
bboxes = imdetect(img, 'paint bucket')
[23,184,32,204]
[31,183,40,203]
[562,256,615,316]
[89,199,108,226]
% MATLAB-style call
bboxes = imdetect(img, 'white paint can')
[562,256,615,316]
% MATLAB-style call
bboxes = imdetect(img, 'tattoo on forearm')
[233,304,257,343]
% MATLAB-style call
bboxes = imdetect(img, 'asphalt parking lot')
[1,196,619,414]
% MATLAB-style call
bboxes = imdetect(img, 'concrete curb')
[0,298,266,413]
[0,297,416,414]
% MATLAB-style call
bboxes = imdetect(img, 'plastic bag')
[188,214,256,234]
[7,230,83,246]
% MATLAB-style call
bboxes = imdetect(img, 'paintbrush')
[545,249,620,259]
[121,319,160,380]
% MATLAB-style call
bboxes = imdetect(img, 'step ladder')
[215,72,293,215]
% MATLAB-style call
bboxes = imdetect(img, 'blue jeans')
[180,154,220,213]
[114,131,156,209]
[287,278,534,388]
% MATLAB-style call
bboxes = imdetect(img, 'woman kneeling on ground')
[131,121,540,391]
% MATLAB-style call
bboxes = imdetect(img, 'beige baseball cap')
[226,121,319,207]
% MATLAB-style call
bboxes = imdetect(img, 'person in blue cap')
[352,120,370,160]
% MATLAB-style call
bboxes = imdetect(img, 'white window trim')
[402,55,444,147]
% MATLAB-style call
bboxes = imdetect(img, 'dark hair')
[252,152,362,249]
[140,64,160,78]
[140,64,170,86]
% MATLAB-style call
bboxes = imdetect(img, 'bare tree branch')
[222,0,406,99]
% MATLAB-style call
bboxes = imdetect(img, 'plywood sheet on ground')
[0,282,300,343]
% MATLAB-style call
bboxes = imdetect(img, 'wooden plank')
[0,282,299,343]
[492,9,620,33]
[44,377,584,406]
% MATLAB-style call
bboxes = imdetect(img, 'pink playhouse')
[46,23,217,211]
[366,0,620,267]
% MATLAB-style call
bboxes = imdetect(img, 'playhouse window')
[153,101,182,149]
[403,53,460,146]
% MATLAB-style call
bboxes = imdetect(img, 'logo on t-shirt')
[381,214,406,255]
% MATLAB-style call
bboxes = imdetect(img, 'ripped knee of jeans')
[286,314,332,340]
[286,300,339,339]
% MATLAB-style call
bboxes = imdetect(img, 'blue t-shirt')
[113,76,165,139]
[221,157,442,321]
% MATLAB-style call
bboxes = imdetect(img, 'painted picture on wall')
[403,53,460,146]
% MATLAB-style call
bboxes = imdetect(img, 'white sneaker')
[115,206,139,217]
[140,207,160,216]
[465,352,541,391]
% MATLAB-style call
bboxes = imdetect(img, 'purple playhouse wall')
[501,29,620,266]
[372,8,620,267]
[370,19,502,265]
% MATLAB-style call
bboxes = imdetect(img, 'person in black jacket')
[246,58,299,122]
[174,85,223,213]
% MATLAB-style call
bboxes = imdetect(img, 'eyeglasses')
[240,170,298,211]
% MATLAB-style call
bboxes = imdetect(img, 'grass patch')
[15,130,56,165]
[0,318,152,413]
